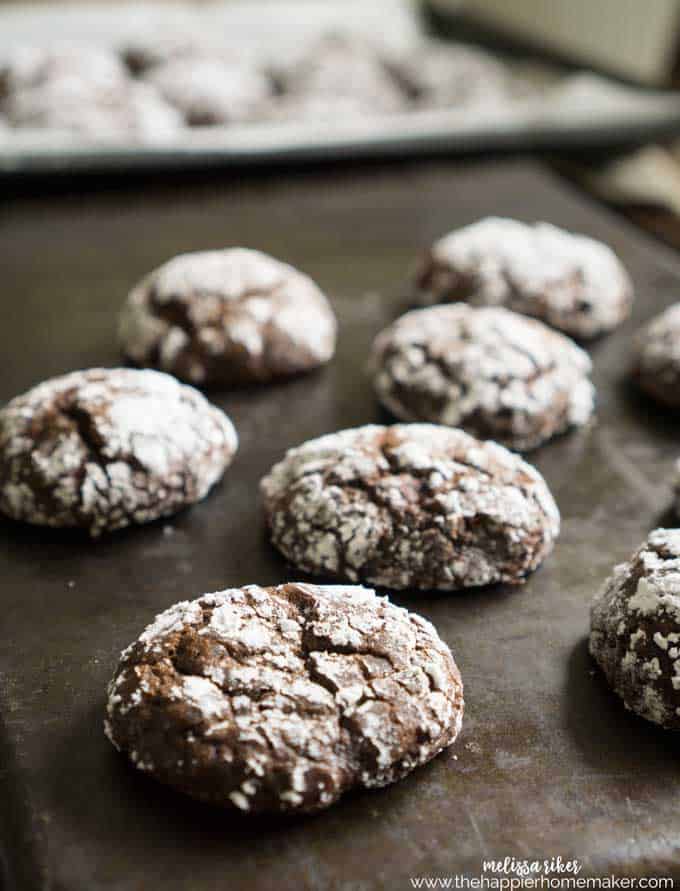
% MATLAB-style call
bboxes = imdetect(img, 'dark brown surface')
[3,160,680,889]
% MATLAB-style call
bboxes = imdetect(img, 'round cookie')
[1,44,181,140]
[385,40,510,110]
[120,34,216,75]
[146,58,273,126]
[0,44,128,99]
[0,45,149,138]
[261,423,560,590]
[105,582,464,814]
[632,303,680,407]
[590,528,680,729]
[119,248,337,387]
[0,368,237,536]
[271,34,406,119]
[370,304,595,451]
[416,217,633,340]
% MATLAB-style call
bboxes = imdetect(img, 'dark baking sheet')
[3,160,680,889]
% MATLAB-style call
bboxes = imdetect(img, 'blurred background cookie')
[269,33,407,119]
[0,43,182,139]
[632,303,680,407]
[384,39,511,109]
[145,57,274,126]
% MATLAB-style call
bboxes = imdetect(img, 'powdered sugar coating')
[261,424,560,591]
[633,303,680,408]
[120,248,337,387]
[146,58,273,126]
[271,34,407,119]
[416,217,633,339]
[371,304,594,452]
[0,44,182,140]
[385,40,510,110]
[0,368,237,536]
[590,529,680,729]
[105,582,464,814]
[120,34,222,75]
[0,44,128,96]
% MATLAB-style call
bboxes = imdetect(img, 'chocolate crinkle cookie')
[269,34,407,119]
[384,40,511,110]
[145,57,274,126]
[119,248,337,387]
[119,34,220,76]
[632,303,680,408]
[371,304,595,452]
[0,368,237,536]
[105,582,464,814]
[261,424,559,590]
[416,217,633,340]
[590,529,680,730]
[0,44,182,140]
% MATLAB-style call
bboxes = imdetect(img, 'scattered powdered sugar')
[418,217,633,339]
[371,303,594,451]
[261,423,559,591]
[0,367,238,535]
[119,247,337,386]
[105,582,464,814]
[590,528,680,729]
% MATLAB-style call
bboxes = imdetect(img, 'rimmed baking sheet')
[2,0,680,174]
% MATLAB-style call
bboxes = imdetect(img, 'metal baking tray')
[3,160,680,888]
[3,0,680,175]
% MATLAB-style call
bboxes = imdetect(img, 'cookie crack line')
[105,584,464,814]
[261,424,559,591]
[120,248,337,387]
[416,218,633,339]
[0,368,237,535]
[370,304,594,451]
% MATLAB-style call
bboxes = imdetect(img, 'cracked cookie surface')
[416,217,633,340]
[590,529,680,729]
[632,302,680,408]
[105,582,464,814]
[119,247,337,387]
[0,367,237,536]
[261,424,559,590]
[371,304,594,451]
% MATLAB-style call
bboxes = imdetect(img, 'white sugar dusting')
[591,528,680,729]
[371,303,595,450]
[118,247,337,384]
[0,368,238,535]
[105,582,464,813]
[422,217,632,338]
[261,423,559,590]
